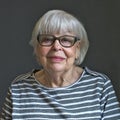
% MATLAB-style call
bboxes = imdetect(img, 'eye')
[40,36,54,45]
[60,37,74,45]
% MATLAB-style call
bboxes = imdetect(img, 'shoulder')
[11,70,35,84]
[84,67,111,83]
[85,67,109,78]
[83,67,115,93]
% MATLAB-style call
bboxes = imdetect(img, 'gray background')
[0,0,120,110]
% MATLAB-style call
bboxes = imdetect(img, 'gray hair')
[30,10,89,65]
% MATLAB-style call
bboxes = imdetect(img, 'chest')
[12,85,102,119]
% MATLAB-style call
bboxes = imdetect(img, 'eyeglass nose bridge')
[52,36,63,45]
[53,36,62,42]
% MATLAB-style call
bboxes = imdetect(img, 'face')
[35,33,80,73]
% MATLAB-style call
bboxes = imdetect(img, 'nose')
[52,40,62,51]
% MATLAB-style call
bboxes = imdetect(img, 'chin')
[49,64,66,72]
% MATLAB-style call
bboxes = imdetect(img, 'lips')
[48,56,65,62]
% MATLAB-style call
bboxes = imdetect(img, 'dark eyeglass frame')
[37,34,80,48]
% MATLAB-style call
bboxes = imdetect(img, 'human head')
[30,9,89,65]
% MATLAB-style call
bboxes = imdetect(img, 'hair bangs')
[39,14,78,35]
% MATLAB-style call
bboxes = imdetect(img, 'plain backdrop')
[0,0,120,110]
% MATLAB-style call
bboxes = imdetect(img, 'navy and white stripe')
[1,67,120,120]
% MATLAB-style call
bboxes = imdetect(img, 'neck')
[44,69,73,87]
[35,66,83,88]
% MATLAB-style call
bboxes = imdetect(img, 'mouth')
[48,56,65,62]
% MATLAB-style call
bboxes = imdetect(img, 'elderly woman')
[1,10,120,119]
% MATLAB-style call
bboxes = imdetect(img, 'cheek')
[35,46,49,57]
[65,47,77,60]
[35,46,50,64]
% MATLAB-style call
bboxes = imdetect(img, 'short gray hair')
[30,10,89,65]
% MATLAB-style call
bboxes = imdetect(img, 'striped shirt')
[1,67,120,120]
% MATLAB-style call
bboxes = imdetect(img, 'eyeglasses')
[37,34,80,47]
